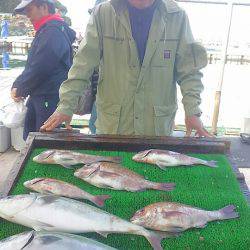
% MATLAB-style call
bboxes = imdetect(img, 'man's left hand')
[185,115,213,137]
[11,88,23,102]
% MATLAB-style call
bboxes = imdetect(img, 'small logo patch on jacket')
[164,50,171,59]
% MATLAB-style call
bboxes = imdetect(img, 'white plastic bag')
[1,101,27,129]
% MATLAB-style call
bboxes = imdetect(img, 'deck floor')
[0,148,19,193]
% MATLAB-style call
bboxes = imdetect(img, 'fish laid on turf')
[0,231,117,250]
[74,162,175,192]
[0,194,175,250]
[33,149,121,169]
[24,178,110,207]
[130,202,239,232]
[132,149,218,170]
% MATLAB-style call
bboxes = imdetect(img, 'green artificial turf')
[0,148,249,249]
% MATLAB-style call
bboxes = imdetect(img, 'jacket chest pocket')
[103,36,128,64]
[151,39,178,68]
[103,36,126,52]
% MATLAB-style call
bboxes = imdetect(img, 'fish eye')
[138,208,145,214]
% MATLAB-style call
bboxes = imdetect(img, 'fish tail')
[219,205,239,220]
[204,160,218,168]
[145,230,179,250]
[152,182,176,191]
[92,195,111,207]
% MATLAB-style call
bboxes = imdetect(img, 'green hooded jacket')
[57,0,207,136]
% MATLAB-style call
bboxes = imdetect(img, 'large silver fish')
[130,202,239,232]
[0,231,117,250]
[132,149,218,169]
[74,162,175,192]
[0,194,171,250]
[33,150,121,168]
[24,178,110,207]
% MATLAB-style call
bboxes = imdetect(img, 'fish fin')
[165,225,184,233]
[86,157,122,165]
[145,230,171,250]
[152,182,176,191]
[196,222,207,229]
[99,184,115,189]
[42,190,56,195]
[162,211,185,218]
[155,161,167,170]
[204,160,218,168]
[155,231,182,238]
[109,156,122,163]
[37,195,60,205]
[21,231,35,250]
[92,195,111,207]
[98,156,122,164]
[75,164,100,178]
[33,221,55,231]
[61,163,76,169]
[99,171,122,178]
[29,192,39,195]
[219,205,239,220]
[161,212,187,232]
[97,231,109,238]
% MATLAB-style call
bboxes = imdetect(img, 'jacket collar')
[110,0,181,15]
[33,14,64,31]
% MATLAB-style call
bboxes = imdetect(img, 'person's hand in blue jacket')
[11,88,24,102]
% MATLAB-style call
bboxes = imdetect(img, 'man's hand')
[40,111,72,131]
[185,115,213,137]
[11,88,23,102]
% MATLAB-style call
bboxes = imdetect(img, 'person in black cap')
[11,0,76,140]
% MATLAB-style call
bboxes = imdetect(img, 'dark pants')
[23,95,59,140]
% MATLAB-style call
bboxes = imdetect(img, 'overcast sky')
[60,0,250,44]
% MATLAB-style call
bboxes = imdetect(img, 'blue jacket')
[12,20,76,97]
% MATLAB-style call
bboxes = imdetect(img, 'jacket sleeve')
[175,11,208,116]
[12,26,69,97]
[56,11,102,116]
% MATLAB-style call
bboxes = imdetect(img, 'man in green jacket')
[41,0,211,137]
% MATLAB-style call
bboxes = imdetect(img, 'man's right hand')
[40,111,72,132]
